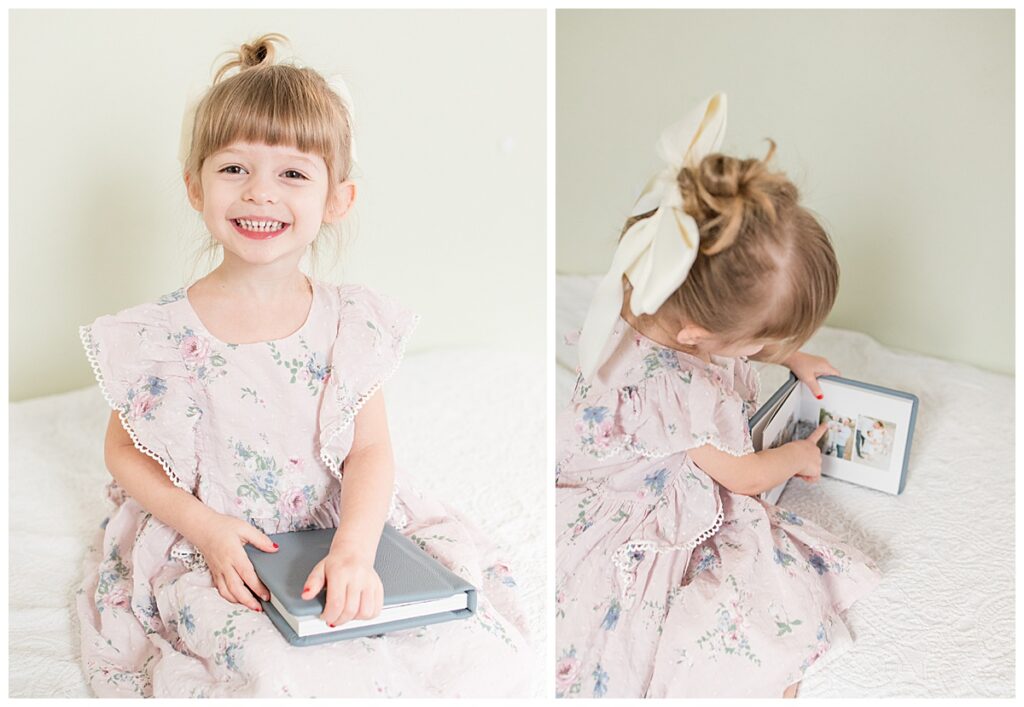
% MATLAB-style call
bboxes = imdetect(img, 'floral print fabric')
[76,279,533,697]
[555,317,881,698]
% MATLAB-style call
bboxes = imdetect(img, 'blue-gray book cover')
[749,372,918,499]
[244,524,477,646]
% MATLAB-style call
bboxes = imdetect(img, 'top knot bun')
[678,138,798,256]
[213,32,289,84]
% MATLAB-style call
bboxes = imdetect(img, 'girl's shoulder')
[79,288,201,492]
[81,288,182,348]
[317,280,420,337]
[572,317,744,400]
[561,344,755,466]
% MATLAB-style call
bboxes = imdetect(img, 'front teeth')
[236,219,285,232]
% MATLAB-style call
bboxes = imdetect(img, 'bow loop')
[577,92,728,382]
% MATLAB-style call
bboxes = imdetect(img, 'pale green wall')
[557,9,1014,375]
[11,9,545,402]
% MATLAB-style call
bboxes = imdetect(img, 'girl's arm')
[688,444,800,496]
[103,409,216,545]
[301,389,394,626]
[328,389,394,561]
[688,421,828,496]
[104,411,279,612]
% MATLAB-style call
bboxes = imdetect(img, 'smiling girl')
[76,33,532,698]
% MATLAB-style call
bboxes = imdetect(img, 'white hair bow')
[576,92,728,381]
[177,74,358,168]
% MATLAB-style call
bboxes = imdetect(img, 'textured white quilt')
[9,349,546,698]
[556,275,1014,698]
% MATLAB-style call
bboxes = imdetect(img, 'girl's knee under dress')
[555,318,881,698]
[77,280,532,698]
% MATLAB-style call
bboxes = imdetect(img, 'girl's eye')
[217,165,307,180]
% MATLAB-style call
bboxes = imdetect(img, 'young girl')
[555,93,881,698]
[76,34,531,698]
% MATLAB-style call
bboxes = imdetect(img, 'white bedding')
[556,275,1014,698]
[9,349,546,698]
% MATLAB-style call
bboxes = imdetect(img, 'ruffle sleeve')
[79,299,200,494]
[318,285,419,477]
[560,360,755,470]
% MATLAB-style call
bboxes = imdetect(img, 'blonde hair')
[624,139,838,364]
[183,33,354,280]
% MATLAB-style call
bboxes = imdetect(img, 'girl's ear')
[184,171,203,212]
[324,181,357,224]
[675,323,711,347]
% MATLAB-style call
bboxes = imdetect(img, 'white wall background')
[11,9,545,402]
[557,9,1013,375]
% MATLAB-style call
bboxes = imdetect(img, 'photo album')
[244,524,477,647]
[749,372,919,503]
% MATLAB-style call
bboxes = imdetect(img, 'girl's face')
[186,141,354,269]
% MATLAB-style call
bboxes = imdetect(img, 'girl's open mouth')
[231,218,290,240]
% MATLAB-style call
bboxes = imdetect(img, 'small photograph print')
[818,409,856,460]
[772,410,798,448]
[854,415,898,471]
[794,418,818,443]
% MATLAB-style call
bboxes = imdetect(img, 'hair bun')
[697,153,745,199]
[213,32,289,84]
[678,138,796,256]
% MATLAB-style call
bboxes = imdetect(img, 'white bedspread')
[9,349,546,698]
[556,275,1014,698]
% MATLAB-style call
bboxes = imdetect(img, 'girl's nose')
[243,173,278,204]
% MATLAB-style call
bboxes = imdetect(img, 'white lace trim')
[610,507,725,609]
[388,480,409,532]
[79,324,192,493]
[169,542,209,572]
[317,313,420,531]
[584,431,751,462]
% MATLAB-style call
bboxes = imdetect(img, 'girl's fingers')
[226,571,261,611]
[357,585,376,619]
[238,562,271,602]
[323,582,348,626]
[241,523,279,554]
[302,560,325,600]
[809,421,829,442]
[340,585,362,624]
[214,576,232,604]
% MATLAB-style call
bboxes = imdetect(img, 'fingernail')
[329,623,335,628]
[254,606,262,612]
[303,586,309,594]
[272,543,279,549]
[816,394,823,400]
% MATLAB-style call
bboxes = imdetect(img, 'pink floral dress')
[76,278,532,698]
[555,318,881,698]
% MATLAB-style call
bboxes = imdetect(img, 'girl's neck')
[619,298,712,365]
[201,258,312,304]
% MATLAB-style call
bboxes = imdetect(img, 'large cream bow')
[576,92,728,381]
[177,73,358,168]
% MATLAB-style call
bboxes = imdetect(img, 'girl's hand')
[786,421,829,484]
[301,548,383,626]
[192,512,278,612]
[783,351,841,399]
